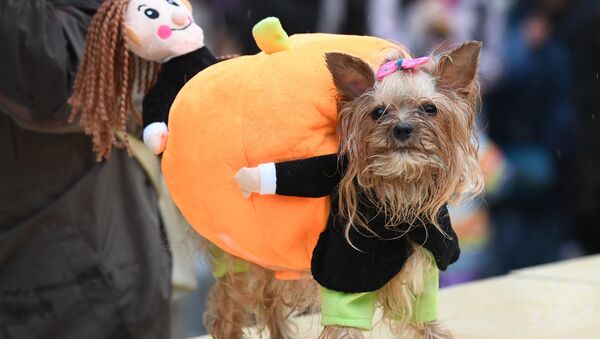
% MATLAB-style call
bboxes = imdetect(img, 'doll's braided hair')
[69,0,161,160]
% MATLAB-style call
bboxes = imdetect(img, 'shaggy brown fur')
[334,42,484,236]
[203,248,319,339]
[207,42,483,339]
[318,326,364,339]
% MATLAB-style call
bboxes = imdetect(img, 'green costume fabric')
[395,249,439,325]
[320,249,439,330]
[320,287,377,330]
[413,251,439,324]
[209,245,251,278]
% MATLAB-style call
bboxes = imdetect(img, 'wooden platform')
[191,255,600,338]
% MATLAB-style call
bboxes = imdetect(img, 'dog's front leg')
[380,247,452,339]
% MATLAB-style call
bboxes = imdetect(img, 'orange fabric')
[162,33,403,277]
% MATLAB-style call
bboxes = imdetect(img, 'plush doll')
[163,17,483,338]
[69,0,216,159]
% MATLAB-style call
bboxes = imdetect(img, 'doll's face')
[124,0,204,62]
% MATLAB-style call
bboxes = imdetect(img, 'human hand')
[235,167,260,198]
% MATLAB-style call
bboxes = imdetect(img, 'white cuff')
[258,162,277,195]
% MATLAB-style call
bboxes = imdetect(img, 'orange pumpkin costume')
[162,19,403,279]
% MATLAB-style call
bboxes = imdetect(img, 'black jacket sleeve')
[274,153,344,198]
[0,0,101,131]
[407,205,460,271]
[142,46,217,128]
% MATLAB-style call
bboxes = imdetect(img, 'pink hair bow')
[376,57,430,80]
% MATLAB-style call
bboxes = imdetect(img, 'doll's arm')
[142,83,179,130]
[236,153,343,198]
[142,47,217,129]
[407,205,460,271]
[142,84,177,154]
[142,46,217,154]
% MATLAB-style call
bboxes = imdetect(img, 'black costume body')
[142,46,217,128]
[273,154,460,293]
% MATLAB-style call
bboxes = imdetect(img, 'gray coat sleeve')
[0,0,100,132]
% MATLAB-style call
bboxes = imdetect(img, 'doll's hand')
[143,122,168,155]
[235,167,260,198]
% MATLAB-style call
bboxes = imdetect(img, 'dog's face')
[328,42,484,227]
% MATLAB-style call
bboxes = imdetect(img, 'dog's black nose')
[393,123,413,141]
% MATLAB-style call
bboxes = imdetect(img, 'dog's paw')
[318,325,364,339]
[405,321,453,339]
[143,122,168,155]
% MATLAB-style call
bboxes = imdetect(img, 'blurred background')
[172,0,600,337]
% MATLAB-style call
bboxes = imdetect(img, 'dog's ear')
[325,52,375,101]
[436,41,482,92]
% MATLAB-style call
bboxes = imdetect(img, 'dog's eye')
[371,107,386,120]
[422,104,438,116]
[166,0,179,6]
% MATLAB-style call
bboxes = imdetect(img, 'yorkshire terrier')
[208,41,484,339]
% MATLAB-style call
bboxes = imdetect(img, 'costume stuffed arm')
[257,154,341,197]
[250,156,461,272]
